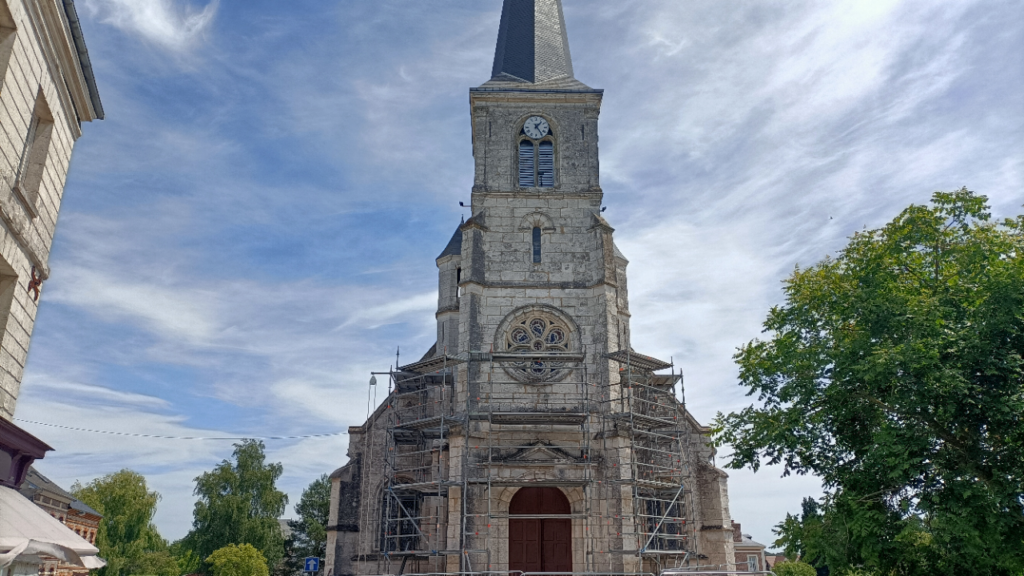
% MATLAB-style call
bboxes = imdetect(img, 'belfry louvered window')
[538,141,554,186]
[519,140,535,187]
[518,118,555,189]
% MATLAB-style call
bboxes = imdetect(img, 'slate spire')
[491,0,575,84]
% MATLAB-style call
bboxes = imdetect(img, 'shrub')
[206,544,268,576]
[772,561,817,576]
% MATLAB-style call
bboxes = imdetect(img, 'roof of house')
[69,499,101,518]
[60,0,104,120]
[20,468,74,502]
[735,533,768,549]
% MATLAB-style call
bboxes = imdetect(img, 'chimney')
[732,521,742,543]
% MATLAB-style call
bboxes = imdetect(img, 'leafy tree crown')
[714,189,1024,575]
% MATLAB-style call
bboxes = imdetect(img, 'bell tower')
[327,2,738,574]
[470,0,602,196]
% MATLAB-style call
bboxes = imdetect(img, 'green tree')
[289,474,330,561]
[772,560,818,576]
[277,474,331,576]
[71,470,179,576]
[180,440,288,573]
[773,498,828,571]
[206,544,269,576]
[714,189,1024,575]
[169,541,203,576]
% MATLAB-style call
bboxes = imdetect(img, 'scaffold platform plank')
[605,350,673,371]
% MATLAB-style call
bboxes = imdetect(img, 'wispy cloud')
[48,265,221,344]
[338,292,437,331]
[25,378,171,410]
[83,0,218,52]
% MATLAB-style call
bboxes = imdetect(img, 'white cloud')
[338,291,437,330]
[47,265,221,345]
[83,0,218,52]
[24,378,171,410]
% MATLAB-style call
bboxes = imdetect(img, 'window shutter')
[538,141,554,187]
[519,141,535,187]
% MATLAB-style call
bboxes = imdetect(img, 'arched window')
[518,117,555,188]
[532,227,542,263]
[380,488,420,552]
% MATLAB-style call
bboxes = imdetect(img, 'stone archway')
[509,487,572,573]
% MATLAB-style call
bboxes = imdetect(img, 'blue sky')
[13,0,1023,545]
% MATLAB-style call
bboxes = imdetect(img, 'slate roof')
[437,224,463,259]
[737,533,768,549]
[485,0,593,90]
[70,499,102,517]
[21,467,75,502]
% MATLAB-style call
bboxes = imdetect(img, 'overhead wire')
[14,418,349,441]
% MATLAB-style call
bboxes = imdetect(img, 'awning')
[0,486,105,570]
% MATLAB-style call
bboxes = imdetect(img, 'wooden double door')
[508,487,572,573]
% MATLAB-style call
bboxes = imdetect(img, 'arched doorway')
[509,487,572,573]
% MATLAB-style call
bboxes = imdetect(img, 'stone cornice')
[435,305,459,318]
[23,0,88,137]
[470,89,604,106]
[471,188,602,198]
[459,279,618,291]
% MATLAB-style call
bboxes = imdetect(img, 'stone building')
[0,0,102,488]
[19,467,103,576]
[730,522,766,573]
[326,1,736,574]
[0,1,103,575]
[0,0,103,422]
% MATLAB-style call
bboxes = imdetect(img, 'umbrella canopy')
[0,486,104,569]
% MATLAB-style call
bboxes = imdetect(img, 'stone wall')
[0,0,100,420]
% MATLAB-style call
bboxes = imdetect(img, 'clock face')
[523,116,550,139]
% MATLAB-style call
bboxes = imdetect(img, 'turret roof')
[437,223,463,260]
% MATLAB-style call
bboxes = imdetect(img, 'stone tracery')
[497,306,577,382]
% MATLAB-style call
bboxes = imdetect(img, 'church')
[326,1,738,574]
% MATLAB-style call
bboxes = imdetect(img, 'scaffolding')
[377,354,462,575]
[603,350,701,573]
[365,347,706,576]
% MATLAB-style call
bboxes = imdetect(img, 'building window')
[502,311,573,382]
[747,555,759,572]
[532,227,542,263]
[14,91,54,215]
[380,489,420,552]
[517,116,555,189]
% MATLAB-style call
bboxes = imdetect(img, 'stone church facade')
[327,1,736,574]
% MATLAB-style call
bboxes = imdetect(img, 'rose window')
[503,314,572,382]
